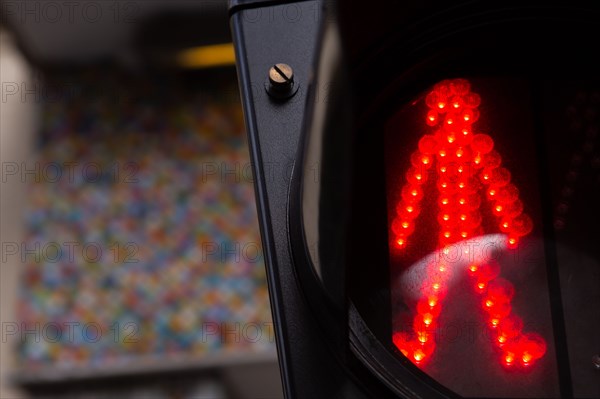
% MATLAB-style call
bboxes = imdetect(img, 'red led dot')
[414,314,437,332]
[471,134,494,154]
[489,167,511,187]
[425,91,443,110]
[521,352,533,365]
[392,332,411,356]
[434,81,452,98]
[476,262,501,283]
[396,202,421,220]
[519,333,547,366]
[407,167,428,185]
[511,214,533,237]
[461,194,482,211]
[464,92,481,108]
[414,349,425,362]
[464,212,482,229]
[487,278,515,303]
[503,350,516,366]
[426,110,439,126]
[450,79,471,96]
[487,301,511,322]
[417,299,441,317]
[437,213,452,227]
[410,152,432,170]
[504,199,524,218]
[402,185,424,202]
[412,340,435,364]
[418,135,438,154]
[462,108,480,123]
[481,150,502,169]
[392,218,415,236]
[437,179,451,191]
[417,331,430,344]
[497,316,523,340]
[396,238,406,248]
[451,96,463,109]
[496,184,520,204]
[481,170,492,182]
[500,217,512,233]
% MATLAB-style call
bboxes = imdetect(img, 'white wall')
[1,28,39,399]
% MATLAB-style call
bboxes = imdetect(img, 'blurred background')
[1,1,283,398]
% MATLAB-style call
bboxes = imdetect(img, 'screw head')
[269,64,293,86]
[266,63,298,100]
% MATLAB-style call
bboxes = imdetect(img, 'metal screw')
[270,64,293,86]
[593,354,600,370]
[266,63,298,100]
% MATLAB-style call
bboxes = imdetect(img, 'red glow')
[426,110,439,126]
[418,135,438,154]
[471,134,494,154]
[487,278,515,302]
[519,333,547,366]
[417,299,441,316]
[391,79,544,369]
[503,350,516,366]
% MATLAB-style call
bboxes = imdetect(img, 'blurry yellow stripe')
[177,43,236,69]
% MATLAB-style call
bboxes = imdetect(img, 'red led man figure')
[391,79,546,369]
